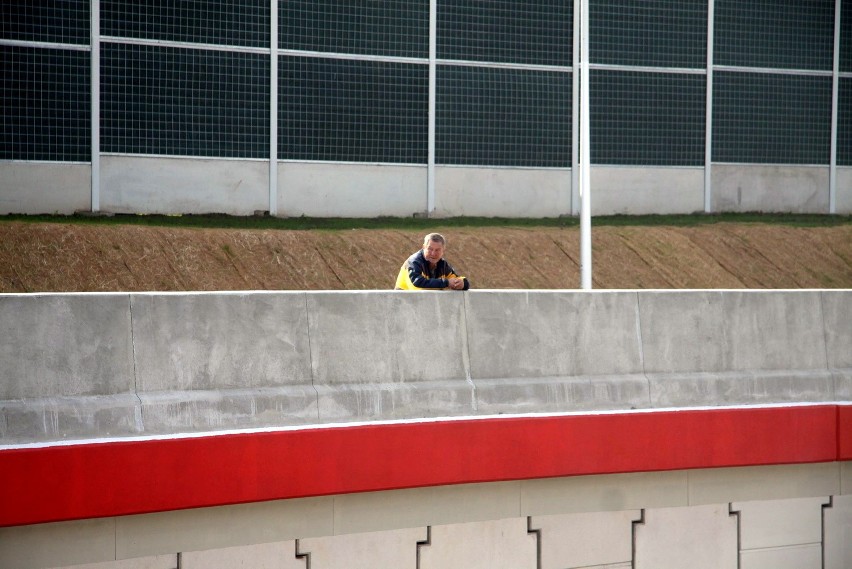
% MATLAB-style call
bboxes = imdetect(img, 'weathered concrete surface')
[1,290,849,444]
[131,292,318,432]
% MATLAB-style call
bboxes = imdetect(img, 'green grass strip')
[1,212,850,230]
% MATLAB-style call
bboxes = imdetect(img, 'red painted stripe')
[0,405,839,527]
[839,404,852,460]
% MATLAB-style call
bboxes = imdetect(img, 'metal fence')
[1,1,850,212]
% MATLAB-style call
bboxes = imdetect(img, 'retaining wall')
[2,289,850,443]
[1,290,851,569]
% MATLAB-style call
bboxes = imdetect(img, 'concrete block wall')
[4,161,851,216]
[2,289,850,443]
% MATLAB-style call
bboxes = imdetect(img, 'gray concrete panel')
[307,291,466,385]
[638,291,727,374]
[821,291,852,369]
[636,504,738,569]
[711,165,829,214]
[521,471,689,516]
[0,517,117,569]
[824,493,852,569]
[474,374,650,414]
[0,394,143,444]
[687,463,840,506]
[722,291,826,372]
[0,162,91,215]
[332,482,521,535]
[101,157,268,216]
[131,292,312,392]
[0,294,134,399]
[315,380,474,423]
[648,369,835,408]
[115,497,333,560]
[137,386,319,433]
[465,291,642,380]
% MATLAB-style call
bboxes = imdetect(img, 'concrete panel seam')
[461,292,476,412]
[631,508,646,568]
[295,538,311,568]
[303,292,321,422]
[728,502,742,569]
[634,292,653,408]
[819,292,833,393]
[526,516,542,569]
[822,495,833,565]
[416,526,431,569]
[128,294,145,433]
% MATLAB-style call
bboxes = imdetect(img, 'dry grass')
[1,221,850,292]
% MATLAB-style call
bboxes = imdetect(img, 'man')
[394,233,470,291]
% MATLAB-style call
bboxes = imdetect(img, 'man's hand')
[448,277,465,290]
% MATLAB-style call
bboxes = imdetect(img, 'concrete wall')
[278,162,427,217]
[101,156,269,216]
[1,462,850,569]
[433,166,572,217]
[591,166,705,215]
[0,162,91,215]
[711,164,830,213]
[1,289,849,443]
[1,290,850,568]
[4,160,851,216]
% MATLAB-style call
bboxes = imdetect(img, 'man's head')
[422,233,446,266]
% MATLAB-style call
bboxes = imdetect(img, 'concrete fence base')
[1,289,850,444]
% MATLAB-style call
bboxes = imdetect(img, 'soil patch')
[1,221,850,292]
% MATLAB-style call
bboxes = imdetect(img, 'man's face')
[423,240,444,265]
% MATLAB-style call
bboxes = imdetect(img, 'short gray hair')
[423,233,446,247]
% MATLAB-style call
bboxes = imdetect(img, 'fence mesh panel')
[713,71,832,164]
[591,0,707,68]
[714,0,835,70]
[0,0,89,45]
[279,56,428,163]
[1,46,90,161]
[437,0,572,66]
[101,43,268,158]
[102,0,269,47]
[591,70,706,166]
[436,65,571,167]
[280,0,428,58]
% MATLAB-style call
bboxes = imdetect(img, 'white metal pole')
[704,0,715,213]
[91,0,100,212]
[829,0,841,214]
[571,0,581,216]
[427,0,437,216]
[579,0,592,289]
[269,0,279,216]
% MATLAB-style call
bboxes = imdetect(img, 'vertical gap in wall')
[416,525,432,569]
[526,516,542,569]
[630,508,645,569]
[176,551,182,569]
[304,293,320,422]
[818,293,832,396]
[728,503,741,569]
[634,292,651,407]
[128,295,143,432]
[460,291,476,412]
[821,495,833,569]
[295,539,311,568]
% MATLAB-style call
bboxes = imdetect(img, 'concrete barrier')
[1,289,850,444]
